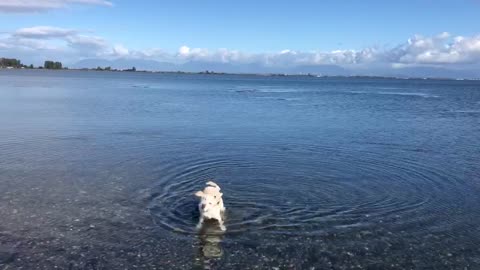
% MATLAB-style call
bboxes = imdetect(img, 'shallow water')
[1,70,480,269]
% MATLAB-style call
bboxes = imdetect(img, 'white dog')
[195,181,226,231]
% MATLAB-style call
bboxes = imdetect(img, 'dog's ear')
[195,191,204,197]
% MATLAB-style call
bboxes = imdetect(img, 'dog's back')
[206,181,220,190]
[203,182,224,211]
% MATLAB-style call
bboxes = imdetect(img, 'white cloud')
[0,0,112,13]
[0,25,110,59]
[215,48,252,63]
[177,45,211,60]
[169,47,383,67]
[136,48,167,58]
[14,26,77,39]
[70,0,112,5]
[391,32,480,64]
[14,38,60,50]
[9,26,109,55]
[66,35,108,52]
[178,45,190,56]
[112,44,129,57]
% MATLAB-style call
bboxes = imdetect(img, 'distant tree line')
[1,57,68,70]
[0,58,22,68]
[92,66,136,72]
[95,66,112,71]
[44,61,63,69]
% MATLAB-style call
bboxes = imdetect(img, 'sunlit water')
[1,69,479,269]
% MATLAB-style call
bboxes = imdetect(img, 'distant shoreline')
[1,66,479,81]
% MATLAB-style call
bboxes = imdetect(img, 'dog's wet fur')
[195,181,226,231]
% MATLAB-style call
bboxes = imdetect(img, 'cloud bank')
[0,0,112,13]
[1,25,480,76]
[169,33,480,67]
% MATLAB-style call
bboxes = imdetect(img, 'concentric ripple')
[148,143,467,236]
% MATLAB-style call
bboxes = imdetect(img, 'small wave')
[377,91,439,98]
[256,97,303,102]
[448,110,480,114]
[441,110,480,118]
[346,90,438,98]
[132,84,151,89]
[234,86,300,93]
[52,135,89,141]
[235,89,258,93]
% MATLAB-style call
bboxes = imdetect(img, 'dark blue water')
[1,69,479,269]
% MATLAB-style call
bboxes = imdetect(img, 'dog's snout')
[201,204,206,210]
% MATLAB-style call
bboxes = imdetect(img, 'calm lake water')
[1,69,479,269]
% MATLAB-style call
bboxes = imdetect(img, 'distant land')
[71,58,479,80]
[1,56,479,80]
[71,58,350,76]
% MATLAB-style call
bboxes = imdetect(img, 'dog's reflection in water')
[197,219,225,258]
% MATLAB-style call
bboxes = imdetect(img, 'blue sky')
[1,0,480,73]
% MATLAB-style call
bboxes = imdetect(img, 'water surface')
[1,70,479,269]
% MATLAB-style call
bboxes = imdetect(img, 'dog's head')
[195,190,222,213]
